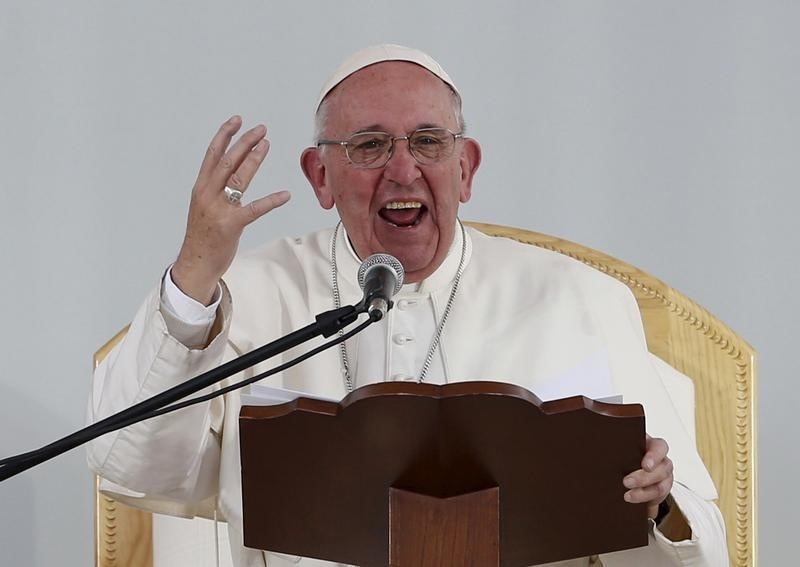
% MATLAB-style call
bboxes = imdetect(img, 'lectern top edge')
[239,381,644,420]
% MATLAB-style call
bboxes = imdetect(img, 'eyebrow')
[352,124,385,135]
[352,122,445,135]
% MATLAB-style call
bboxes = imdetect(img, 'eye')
[414,134,444,146]
[411,129,450,148]
[350,134,390,152]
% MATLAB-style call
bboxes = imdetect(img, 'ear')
[301,147,335,209]
[457,138,482,203]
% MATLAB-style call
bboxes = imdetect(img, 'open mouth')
[378,201,427,228]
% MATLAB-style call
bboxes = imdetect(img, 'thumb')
[238,190,292,226]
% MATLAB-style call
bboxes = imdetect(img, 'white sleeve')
[86,282,233,507]
[600,481,729,566]
[160,266,222,349]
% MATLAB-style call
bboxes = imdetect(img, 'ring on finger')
[224,186,244,205]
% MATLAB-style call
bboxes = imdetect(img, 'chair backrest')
[94,222,757,566]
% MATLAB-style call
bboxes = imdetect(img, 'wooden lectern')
[239,382,648,566]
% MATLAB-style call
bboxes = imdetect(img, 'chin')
[393,252,437,281]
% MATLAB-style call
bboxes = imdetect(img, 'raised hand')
[172,116,291,304]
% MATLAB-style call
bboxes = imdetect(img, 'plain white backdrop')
[0,1,795,564]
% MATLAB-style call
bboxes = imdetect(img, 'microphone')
[357,253,405,320]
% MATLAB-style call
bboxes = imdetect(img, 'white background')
[0,1,795,564]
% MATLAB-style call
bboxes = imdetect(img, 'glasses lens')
[409,129,455,163]
[347,132,392,166]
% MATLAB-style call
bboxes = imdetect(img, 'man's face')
[302,61,481,283]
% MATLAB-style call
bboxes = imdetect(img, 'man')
[88,45,728,566]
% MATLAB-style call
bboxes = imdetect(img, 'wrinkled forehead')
[315,44,460,111]
[319,62,461,135]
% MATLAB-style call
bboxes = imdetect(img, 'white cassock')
[87,224,728,566]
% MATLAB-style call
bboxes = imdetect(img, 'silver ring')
[224,186,243,205]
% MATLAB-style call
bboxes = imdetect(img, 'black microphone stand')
[0,303,373,482]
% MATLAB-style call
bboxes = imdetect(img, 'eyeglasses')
[316,128,463,168]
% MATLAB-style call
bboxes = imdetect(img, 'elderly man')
[88,45,728,566]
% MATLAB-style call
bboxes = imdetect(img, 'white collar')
[334,221,473,296]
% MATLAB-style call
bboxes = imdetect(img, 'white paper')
[240,383,340,407]
[239,350,622,407]
[530,350,622,404]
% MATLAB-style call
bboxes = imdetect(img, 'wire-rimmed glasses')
[316,128,463,168]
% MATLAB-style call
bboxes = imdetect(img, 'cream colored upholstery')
[94,223,757,566]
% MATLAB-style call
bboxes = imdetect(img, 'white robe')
[87,225,728,566]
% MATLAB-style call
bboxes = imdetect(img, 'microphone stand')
[0,303,373,483]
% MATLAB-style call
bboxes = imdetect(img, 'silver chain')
[329,222,354,392]
[330,220,468,392]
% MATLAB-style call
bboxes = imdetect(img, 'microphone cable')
[0,315,375,479]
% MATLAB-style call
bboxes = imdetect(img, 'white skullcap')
[315,44,460,110]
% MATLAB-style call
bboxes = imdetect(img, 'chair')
[94,222,756,566]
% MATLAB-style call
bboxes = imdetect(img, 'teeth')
[384,201,422,210]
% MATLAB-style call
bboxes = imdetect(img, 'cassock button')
[396,299,419,310]
[392,334,414,346]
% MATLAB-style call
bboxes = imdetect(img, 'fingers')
[197,116,243,185]
[209,124,267,193]
[642,435,669,472]
[176,118,284,303]
[623,436,674,516]
[226,138,270,195]
[237,190,292,226]
[623,462,673,504]
[194,116,269,204]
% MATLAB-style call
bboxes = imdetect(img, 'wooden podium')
[239,382,648,566]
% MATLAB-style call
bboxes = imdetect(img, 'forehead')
[323,61,458,133]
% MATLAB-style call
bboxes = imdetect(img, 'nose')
[382,137,422,186]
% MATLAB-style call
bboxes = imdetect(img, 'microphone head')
[357,253,405,294]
